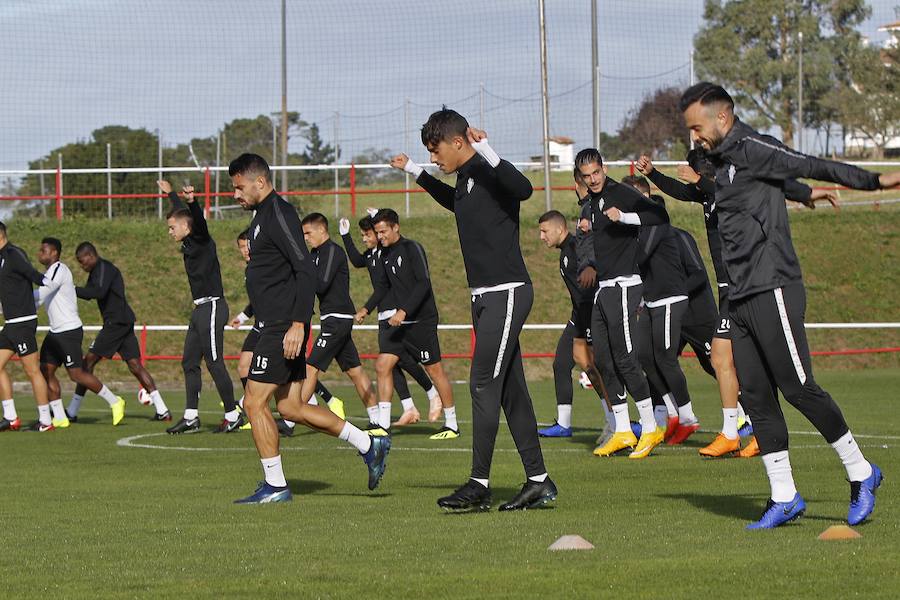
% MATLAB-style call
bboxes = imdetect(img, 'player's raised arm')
[339,218,367,268]
[391,153,456,211]
[467,127,532,202]
[741,134,883,191]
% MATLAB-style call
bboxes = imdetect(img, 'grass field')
[1,366,897,599]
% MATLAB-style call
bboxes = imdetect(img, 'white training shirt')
[35,261,83,333]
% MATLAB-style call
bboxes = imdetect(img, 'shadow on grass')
[657,492,771,520]
[285,479,331,495]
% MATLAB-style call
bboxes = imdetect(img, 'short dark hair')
[165,207,193,225]
[41,237,62,255]
[237,228,250,242]
[621,175,651,196]
[301,212,329,229]
[421,107,469,148]
[228,153,271,183]
[372,208,399,227]
[358,216,374,232]
[75,241,97,256]
[538,210,567,227]
[575,148,604,170]
[679,82,734,113]
[0,221,7,237]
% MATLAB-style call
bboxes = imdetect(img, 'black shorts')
[307,318,361,373]
[378,318,441,365]
[0,319,38,357]
[248,321,311,385]
[241,326,260,353]
[40,328,85,368]
[714,291,731,340]
[89,322,141,361]
[570,302,593,343]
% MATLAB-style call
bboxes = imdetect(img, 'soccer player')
[229,153,388,504]
[621,176,700,445]
[340,215,441,426]
[230,230,340,436]
[299,212,381,427]
[680,82,898,528]
[576,149,670,460]
[361,209,458,440]
[536,210,610,439]
[35,237,125,428]
[0,222,53,432]
[636,152,836,458]
[159,180,241,434]
[71,243,170,421]
[391,109,555,511]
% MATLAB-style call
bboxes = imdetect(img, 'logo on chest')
[728,165,736,184]
[391,255,403,274]
[466,178,474,193]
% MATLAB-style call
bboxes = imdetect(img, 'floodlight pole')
[798,31,804,153]
[591,0,600,148]
[280,0,288,193]
[539,0,552,210]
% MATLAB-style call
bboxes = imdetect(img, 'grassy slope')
[0,370,898,599]
[7,179,898,384]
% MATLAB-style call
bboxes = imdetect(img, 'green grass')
[1,367,898,598]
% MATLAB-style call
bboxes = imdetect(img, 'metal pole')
[107,143,112,219]
[689,49,695,150]
[333,112,340,218]
[39,159,47,217]
[798,31,804,153]
[538,0,552,210]
[479,82,485,129]
[271,118,277,166]
[58,153,64,218]
[591,0,600,148]
[280,0,288,194]
[157,130,163,219]
[404,98,410,218]
[215,130,221,219]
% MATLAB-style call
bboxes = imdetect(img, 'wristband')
[236,312,249,325]
[618,212,641,226]
[472,139,501,168]
[403,159,424,178]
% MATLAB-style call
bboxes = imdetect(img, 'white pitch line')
[115,432,892,454]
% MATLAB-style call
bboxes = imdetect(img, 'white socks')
[677,401,698,425]
[653,405,668,428]
[557,404,572,429]
[377,402,391,429]
[400,397,416,412]
[831,431,872,482]
[721,408,739,439]
[528,472,548,483]
[366,405,380,425]
[98,385,118,406]
[661,392,677,417]
[471,477,489,488]
[184,408,199,421]
[339,421,372,454]
[224,409,240,422]
[308,396,319,406]
[283,419,296,428]
[2,399,17,421]
[612,403,631,433]
[37,404,51,426]
[261,455,287,488]
[67,394,84,416]
[635,398,657,433]
[426,386,439,400]
[602,400,615,429]
[444,406,458,431]
[49,399,66,421]
[150,390,168,414]
[762,450,798,503]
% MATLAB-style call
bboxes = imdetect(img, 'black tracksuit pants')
[470,284,546,479]
[553,321,577,405]
[641,301,692,408]
[730,283,849,454]
[592,283,651,405]
[183,299,236,412]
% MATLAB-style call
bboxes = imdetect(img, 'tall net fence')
[1,0,897,220]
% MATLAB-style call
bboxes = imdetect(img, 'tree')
[693,0,867,147]
[616,87,690,159]
[824,43,900,158]
[293,123,336,190]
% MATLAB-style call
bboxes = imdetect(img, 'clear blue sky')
[0,0,896,172]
